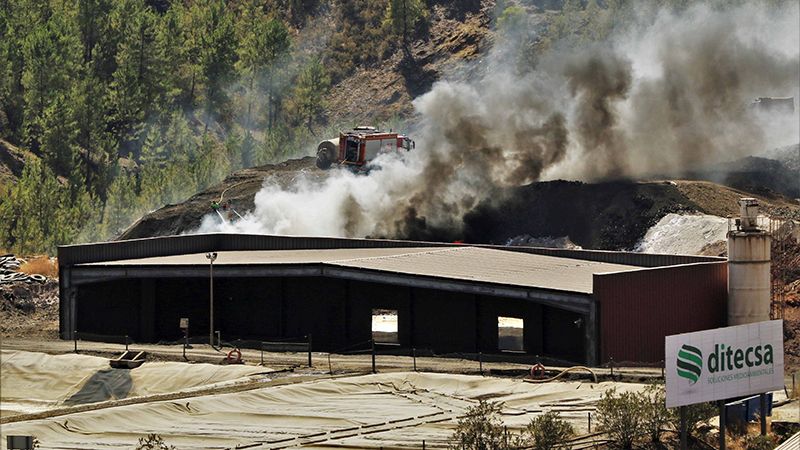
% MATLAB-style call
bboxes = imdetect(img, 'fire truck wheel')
[316,147,332,170]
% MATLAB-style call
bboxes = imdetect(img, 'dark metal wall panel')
[58,233,723,267]
[595,262,728,364]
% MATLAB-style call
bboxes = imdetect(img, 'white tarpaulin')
[665,320,785,408]
[0,350,273,418]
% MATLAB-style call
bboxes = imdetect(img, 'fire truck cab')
[316,126,414,170]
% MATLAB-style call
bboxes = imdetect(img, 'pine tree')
[290,58,330,132]
[108,0,158,148]
[100,169,139,239]
[20,11,82,151]
[40,92,79,176]
[0,1,25,141]
[189,0,237,133]
[0,158,81,254]
[236,6,290,132]
[384,0,427,52]
[154,7,187,108]
[72,72,113,194]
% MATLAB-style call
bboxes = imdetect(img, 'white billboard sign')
[665,320,784,408]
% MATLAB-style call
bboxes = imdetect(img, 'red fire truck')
[315,126,415,170]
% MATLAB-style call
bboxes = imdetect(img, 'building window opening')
[498,316,524,352]
[372,309,398,344]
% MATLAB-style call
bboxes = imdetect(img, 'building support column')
[585,302,599,367]
[140,279,156,342]
[408,288,416,348]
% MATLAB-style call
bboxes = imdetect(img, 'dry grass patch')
[19,256,58,278]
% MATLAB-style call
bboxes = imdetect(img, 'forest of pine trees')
[0,0,426,253]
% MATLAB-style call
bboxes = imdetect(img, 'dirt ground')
[0,279,59,339]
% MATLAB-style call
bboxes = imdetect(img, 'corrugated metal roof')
[775,431,799,450]
[58,233,724,267]
[79,246,641,294]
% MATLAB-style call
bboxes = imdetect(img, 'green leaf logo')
[677,344,703,384]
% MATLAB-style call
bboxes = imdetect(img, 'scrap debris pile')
[1,255,58,338]
[0,255,48,284]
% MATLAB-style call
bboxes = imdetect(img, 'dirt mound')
[764,143,800,172]
[463,180,699,250]
[119,161,800,252]
[683,153,800,199]
[119,157,322,240]
[674,180,800,218]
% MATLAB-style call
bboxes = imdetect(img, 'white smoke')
[197,1,800,239]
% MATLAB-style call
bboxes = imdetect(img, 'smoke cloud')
[197,2,800,239]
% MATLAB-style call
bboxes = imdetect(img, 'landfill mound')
[119,157,321,240]
[763,143,800,173]
[0,350,274,418]
[634,213,729,255]
[119,165,800,251]
[674,144,800,199]
[0,370,646,449]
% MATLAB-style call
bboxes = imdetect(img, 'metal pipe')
[371,339,376,374]
[307,334,313,367]
[760,394,767,435]
[206,252,217,347]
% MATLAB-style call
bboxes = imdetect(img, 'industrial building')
[58,234,727,365]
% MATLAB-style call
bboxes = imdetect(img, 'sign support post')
[759,393,767,435]
[718,400,726,450]
[679,406,687,450]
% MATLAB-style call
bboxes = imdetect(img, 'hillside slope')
[0,139,33,189]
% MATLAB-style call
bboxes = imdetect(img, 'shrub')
[524,410,575,450]
[640,384,671,443]
[135,434,175,450]
[744,434,776,450]
[669,401,717,438]
[450,400,508,450]
[19,256,58,278]
[595,388,644,449]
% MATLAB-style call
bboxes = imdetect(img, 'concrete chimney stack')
[727,198,771,326]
